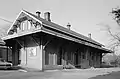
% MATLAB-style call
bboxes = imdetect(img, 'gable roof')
[2,10,113,53]
[6,10,103,46]
[22,10,103,47]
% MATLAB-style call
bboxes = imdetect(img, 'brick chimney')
[44,12,51,21]
[36,11,41,18]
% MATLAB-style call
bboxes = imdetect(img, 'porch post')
[41,44,45,70]
[40,36,45,71]
[12,41,19,66]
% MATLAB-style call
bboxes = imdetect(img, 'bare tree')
[99,8,120,52]
[99,8,120,64]
[108,8,120,51]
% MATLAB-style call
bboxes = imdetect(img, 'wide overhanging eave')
[2,28,42,40]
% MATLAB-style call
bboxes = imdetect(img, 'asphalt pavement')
[0,68,120,79]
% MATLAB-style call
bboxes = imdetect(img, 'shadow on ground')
[89,71,120,79]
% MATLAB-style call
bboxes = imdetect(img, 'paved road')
[0,68,120,79]
[89,71,120,79]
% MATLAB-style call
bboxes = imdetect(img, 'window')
[21,20,29,31]
[21,22,25,31]
[28,21,31,29]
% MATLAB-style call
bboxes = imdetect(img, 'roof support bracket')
[43,40,52,49]
[31,35,40,46]
[15,39,24,48]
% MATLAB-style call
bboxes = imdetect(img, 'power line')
[0,17,12,23]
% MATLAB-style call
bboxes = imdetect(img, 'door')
[74,52,78,65]
[57,47,62,65]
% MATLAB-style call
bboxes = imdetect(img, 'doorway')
[74,52,78,65]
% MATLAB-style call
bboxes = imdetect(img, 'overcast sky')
[0,0,120,46]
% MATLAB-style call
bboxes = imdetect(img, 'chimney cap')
[36,11,41,14]
[36,11,41,17]
[88,33,92,39]
[44,12,50,14]
[67,22,71,30]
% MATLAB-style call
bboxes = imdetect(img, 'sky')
[0,0,120,47]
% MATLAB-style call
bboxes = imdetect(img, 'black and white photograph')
[0,0,119,79]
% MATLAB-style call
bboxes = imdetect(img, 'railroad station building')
[2,10,112,70]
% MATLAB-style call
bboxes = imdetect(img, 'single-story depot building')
[2,10,112,70]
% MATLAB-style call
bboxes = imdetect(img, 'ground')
[0,68,120,79]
